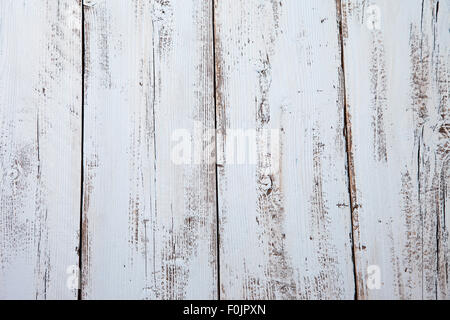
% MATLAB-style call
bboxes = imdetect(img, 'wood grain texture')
[0,0,82,299]
[341,0,449,299]
[82,0,217,299]
[215,0,355,299]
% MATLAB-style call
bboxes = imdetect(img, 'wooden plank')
[215,0,355,299]
[0,0,82,299]
[341,0,449,299]
[82,0,217,299]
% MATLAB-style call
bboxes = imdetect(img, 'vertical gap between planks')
[336,0,359,300]
[78,0,85,301]
[211,0,221,301]
[76,0,221,300]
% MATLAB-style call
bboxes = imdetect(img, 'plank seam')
[336,0,360,301]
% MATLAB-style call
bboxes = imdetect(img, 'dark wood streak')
[336,0,361,300]
[80,1,89,299]
[400,170,421,299]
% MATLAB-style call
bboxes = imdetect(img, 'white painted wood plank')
[215,0,355,299]
[82,0,217,299]
[0,0,82,299]
[341,0,449,299]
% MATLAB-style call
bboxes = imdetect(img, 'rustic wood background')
[0,0,448,300]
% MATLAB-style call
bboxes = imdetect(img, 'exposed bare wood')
[81,0,217,299]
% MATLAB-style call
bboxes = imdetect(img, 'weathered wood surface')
[0,0,82,299]
[81,0,217,299]
[215,0,355,299]
[341,0,449,299]
[0,0,448,300]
